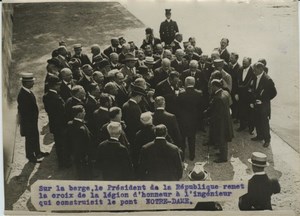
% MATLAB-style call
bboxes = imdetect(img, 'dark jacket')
[141,37,161,50]
[72,53,91,66]
[43,90,66,134]
[85,94,99,132]
[115,83,129,108]
[171,59,189,74]
[103,46,122,57]
[152,109,182,149]
[228,62,241,96]
[59,80,76,102]
[65,97,85,122]
[180,69,205,90]
[177,87,203,136]
[17,88,39,136]
[78,75,94,92]
[139,138,183,181]
[220,48,230,64]
[159,19,179,45]
[239,174,280,210]
[91,107,110,137]
[97,138,134,180]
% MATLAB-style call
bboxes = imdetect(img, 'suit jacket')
[237,67,255,103]
[177,88,203,136]
[97,138,134,180]
[65,97,85,122]
[59,80,76,102]
[228,63,241,95]
[65,119,92,164]
[43,91,66,134]
[219,48,230,64]
[154,79,178,114]
[72,53,91,66]
[172,40,182,54]
[171,59,189,74]
[140,37,161,50]
[152,109,182,149]
[206,89,233,144]
[183,53,200,63]
[56,55,70,70]
[115,83,129,108]
[180,69,205,90]
[78,75,94,92]
[122,100,142,144]
[153,67,171,86]
[239,174,280,210]
[159,19,179,45]
[85,94,99,131]
[251,73,277,118]
[17,88,39,136]
[139,138,183,181]
[103,46,122,57]
[120,66,138,87]
[99,122,129,149]
[91,107,110,138]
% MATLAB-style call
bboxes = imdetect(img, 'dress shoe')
[28,158,42,163]
[36,152,50,159]
[251,136,263,141]
[236,127,246,132]
[213,159,227,163]
[263,142,270,148]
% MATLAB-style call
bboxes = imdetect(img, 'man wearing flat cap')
[96,122,134,180]
[141,27,161,50]
[138,124,183,181]
[72,43,91,66]
[159,9,179,46]
[239,152,280,210]
[204,79,233,163]
[18,73,49,163]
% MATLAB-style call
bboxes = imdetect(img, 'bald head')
[185,76,195,88]
[154,96,166,109]
[163,49,173,60]
[189,60,199,71]
[92,71,104,84]
[110,52,119,64]
[161,58,171,70]
[60,68,73,82]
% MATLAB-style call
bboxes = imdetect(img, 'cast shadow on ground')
[5,162,35,210]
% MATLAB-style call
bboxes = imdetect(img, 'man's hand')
[256,99,262,105]
[235,94,239,101]
[250,103,254,108]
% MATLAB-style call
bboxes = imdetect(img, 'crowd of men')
[17,8,279,211]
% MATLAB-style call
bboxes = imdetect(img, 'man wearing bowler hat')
[239,152,281,210]
[17,73,49,163]
[159,9,179,46]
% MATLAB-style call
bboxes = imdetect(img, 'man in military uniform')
[159,9,179,46]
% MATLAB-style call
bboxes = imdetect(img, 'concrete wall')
[2,4,16,181]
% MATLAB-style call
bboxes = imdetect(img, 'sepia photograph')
[2,0,299,214]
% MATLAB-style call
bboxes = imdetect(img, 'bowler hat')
[20,72,35,81]
[188,163,209,181]
[248,152,269,167]
[124,53,138,61]
[132,84,146,96]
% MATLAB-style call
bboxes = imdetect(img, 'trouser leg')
[187,135,196,160]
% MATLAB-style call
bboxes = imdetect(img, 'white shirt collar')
[74,118,84,123]
[22,86,31,93]
[89,93,96,100]
[49,89,57,94]
[110,137,119,141]
[58,55,65,60]
[215,88,222,94]
[129,98,137,104]
[256,72,264,80]
[72,96,82,102]
[63,80,70,85]
[156,107,165,110]
[232,62,238,68]
[243,66,250,73]
[253,171,266,175]
[100,106,108,111]
[156,137,166,140]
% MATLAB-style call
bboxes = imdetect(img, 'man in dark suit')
[153,58,174,86]
[171,49,189,74]
[138,124,183,181]
[17,73,49,163]
[214,38,230,64]
[59,68,76,102]
[65,105,92,180]
[65,85,86,122]
[114,72,129,108]
[122,85,146,171]
[171,33,183,54]
[152,96,182,150]
[43,76,67,167]
[154,71,180,115]
[85,83,100,132]
[177,77,203,161]
[239,152,280,210]
[236,57,256,132]
[228,52,241,121]
[103,37,122,57]
[97,122,134,180]
[250,62,277,147]
[188,37,203,56]
[72,44,91,66]
[180,60,205,90]
[184,45,200,63]
[56,46,71,70]
[159,9,179,45]
[141,28,161,50]
[78,64,95,92]
[204,79,233,163]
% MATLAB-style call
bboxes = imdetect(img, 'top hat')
[248,152,269,167]
[124,53,138,61]
[145,27,153,35]
[165,9,171,15]
[188,163,209,181]
[132,84,147,96]
[20,72,36,81]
